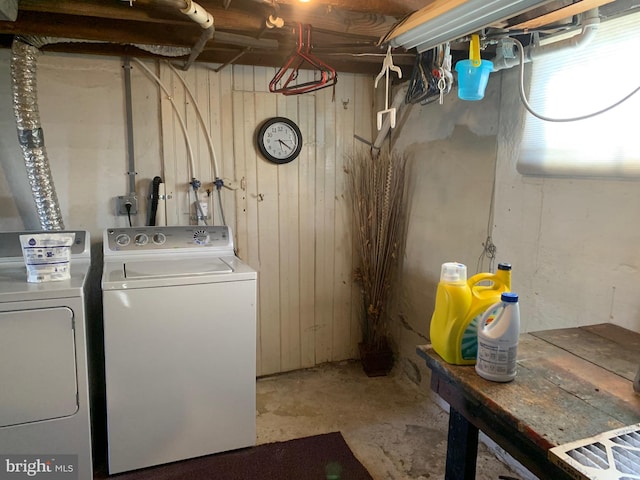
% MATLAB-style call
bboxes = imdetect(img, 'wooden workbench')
[417,323,640,480]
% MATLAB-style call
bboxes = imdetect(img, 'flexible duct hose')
[10,38,64,230]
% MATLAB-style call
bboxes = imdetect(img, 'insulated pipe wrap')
[11,39,64,230]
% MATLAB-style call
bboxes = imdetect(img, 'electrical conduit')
[123,58,137,200]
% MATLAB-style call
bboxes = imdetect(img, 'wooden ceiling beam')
[18,0,267,30]
[252,0,424,17]
[18,0,396,38]
[14,0,393,44]
[22,40,398,74]
[0,11,201,46]
[198,0,420,18]
[276,4,396,39]
[510,0,616,29]
[18,0,178,23]
[0,0,408,74]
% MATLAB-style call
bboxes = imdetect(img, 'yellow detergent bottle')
[430,262,512,365]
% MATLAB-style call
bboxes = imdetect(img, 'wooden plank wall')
[152,60,374,376]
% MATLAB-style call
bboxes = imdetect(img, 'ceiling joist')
[0,0,634,74]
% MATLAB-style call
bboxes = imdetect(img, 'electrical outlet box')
[116,195,138,216]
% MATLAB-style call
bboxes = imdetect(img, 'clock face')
[256,117,303,164]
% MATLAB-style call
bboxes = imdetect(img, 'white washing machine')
[102,225,257,474]
[0,230,93,479]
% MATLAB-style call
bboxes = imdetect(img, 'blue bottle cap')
[501,292,519,302]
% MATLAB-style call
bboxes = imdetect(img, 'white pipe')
[129,0,215,68]
[157,182,167,226]
[180,0,214,28]
[131,58,197,180]
[141,0,213,28]
[492,9,600,72]
[166,61,221,179]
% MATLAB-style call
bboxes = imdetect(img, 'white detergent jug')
[475,292,520,382]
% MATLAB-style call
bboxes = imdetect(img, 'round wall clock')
[256,117,303,164]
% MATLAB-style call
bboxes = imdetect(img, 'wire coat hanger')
[269,23,337,95]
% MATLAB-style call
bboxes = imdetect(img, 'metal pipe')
[182,25,215,70]
[156,0,216,70]
[123,58,137,195]
[126,0,215,69]
[213,47,251,72]
[10,38,64,230]
[144,0,188,9]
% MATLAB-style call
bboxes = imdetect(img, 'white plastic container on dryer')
[475,292,520,382]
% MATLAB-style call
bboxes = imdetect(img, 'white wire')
[165,61,221,180]
[512,37,640,123]
[131,58,197,180]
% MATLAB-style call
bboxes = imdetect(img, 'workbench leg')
[445,407,479,480]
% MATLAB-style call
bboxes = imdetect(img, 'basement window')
[517,11,640,178]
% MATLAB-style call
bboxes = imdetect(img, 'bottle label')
[476,341,517,377]
[460,307,499,360]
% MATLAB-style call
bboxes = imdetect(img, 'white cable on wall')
[165,61,221,179]
[512,36,640,123]
[157,182,167,226]
[131,57,197,179]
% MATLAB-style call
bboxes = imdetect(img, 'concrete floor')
[256,360,523,480]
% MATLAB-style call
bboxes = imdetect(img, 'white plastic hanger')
[374,46,402,130]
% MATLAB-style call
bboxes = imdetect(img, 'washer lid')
[124,258,232,279]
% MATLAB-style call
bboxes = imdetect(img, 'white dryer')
[102,225,257,474]
[0,230,93,479]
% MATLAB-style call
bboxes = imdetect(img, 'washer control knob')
[152,232,166,245]
[193,229,209,245]
[115,234,130,247]
[134,233,149,246]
